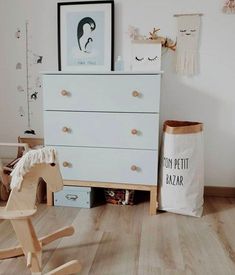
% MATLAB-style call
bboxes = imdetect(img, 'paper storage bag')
[158,120,204,217]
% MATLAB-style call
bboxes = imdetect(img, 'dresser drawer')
[55,146,158,185]
[43,74,160,113]
[44,111,159,150]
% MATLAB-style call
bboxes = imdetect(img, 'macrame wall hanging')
[223,0,235,13]
[175,14,202,76]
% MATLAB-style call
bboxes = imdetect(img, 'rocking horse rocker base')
[0,222,81,274]
[0,148,82,275]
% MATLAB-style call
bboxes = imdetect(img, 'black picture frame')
[58,1,114,71]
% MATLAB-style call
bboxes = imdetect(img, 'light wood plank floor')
[0,197,235,275]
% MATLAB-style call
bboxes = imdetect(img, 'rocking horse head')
[40,162,63,193]
[6,147,63,211]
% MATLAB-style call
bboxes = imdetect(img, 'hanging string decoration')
[223,0,235,13]
[15,22,44,136]
[15,28,21,39]
[175,15,201,76]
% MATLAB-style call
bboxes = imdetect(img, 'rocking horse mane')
[10,147,57,190]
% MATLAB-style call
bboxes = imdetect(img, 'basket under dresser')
[42,72,161,215]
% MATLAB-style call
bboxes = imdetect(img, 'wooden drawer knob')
[62,127,69,133]
[132,90,140,97]
[61,90,69,96]
[131,165,138,171]
[131,129,138,135]
[63,161,70,167]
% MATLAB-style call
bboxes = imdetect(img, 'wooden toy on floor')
[0,147,81,275]
[0,141,30,200]
[0,137,46,202]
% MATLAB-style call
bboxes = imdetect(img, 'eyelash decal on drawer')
[148,56,158,61]
[135,57,144,61]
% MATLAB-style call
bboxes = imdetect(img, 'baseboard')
[204,186,235,198]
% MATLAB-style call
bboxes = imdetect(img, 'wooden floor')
[0,197,235,275]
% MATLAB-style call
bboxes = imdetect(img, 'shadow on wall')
[159,52,235,187]
[160,52,219,125]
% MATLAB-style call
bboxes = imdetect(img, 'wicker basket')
[104,189,135,205]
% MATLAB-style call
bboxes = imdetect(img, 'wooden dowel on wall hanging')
[173,13,203,17]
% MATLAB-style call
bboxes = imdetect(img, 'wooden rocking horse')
[0,147,81,274]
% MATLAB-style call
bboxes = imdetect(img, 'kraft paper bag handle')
[163,120,203,134]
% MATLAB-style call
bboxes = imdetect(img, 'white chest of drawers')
[42,72,161,215]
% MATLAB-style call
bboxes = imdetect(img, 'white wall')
[0,0,235,187]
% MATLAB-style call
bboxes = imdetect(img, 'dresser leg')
[149,187,158,215]
[47,188,53,206]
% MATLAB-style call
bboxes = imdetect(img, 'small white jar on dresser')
[42,72,161,215]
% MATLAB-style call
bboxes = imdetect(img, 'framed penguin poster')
[58,1,114,71]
